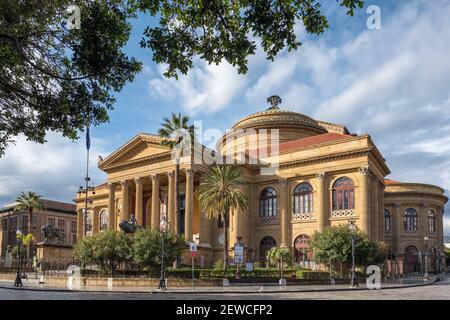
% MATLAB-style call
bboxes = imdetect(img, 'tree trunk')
[27,208,33,260]
[223,212,228,278]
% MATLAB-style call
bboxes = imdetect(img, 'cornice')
[102,152,172,173]
[384,191,448,203]
[279,148,371,169]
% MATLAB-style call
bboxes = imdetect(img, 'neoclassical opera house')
[75,106,448,275]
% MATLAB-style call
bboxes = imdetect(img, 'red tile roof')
[384,179,402,185]
[279,133,354,153]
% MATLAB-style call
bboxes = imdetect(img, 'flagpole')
[83,126,90,237]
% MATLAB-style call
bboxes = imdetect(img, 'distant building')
[0,199,77,257]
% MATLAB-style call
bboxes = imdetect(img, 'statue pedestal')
[36,242,74,260]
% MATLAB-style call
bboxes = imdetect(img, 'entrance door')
[404,245,420,274]
[259,236,276,265]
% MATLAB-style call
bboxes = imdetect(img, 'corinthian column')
[185,169,194,241]
[107,182,117,230]
[135,177,143,225]
[359,165,371,236]
[150,174,160,229]
[167,171,175,229]
[120,180,130,222]
[278,178,288,248]
[316,172,327,232]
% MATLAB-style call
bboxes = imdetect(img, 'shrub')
[132,228,184,271]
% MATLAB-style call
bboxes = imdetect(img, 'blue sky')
[1,0,449,233]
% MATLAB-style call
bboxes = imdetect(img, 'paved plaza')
[0,278,448,300]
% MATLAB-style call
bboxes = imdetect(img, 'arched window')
[293,183,313,214]
[332,177,355,210]
[384,209,391,233]
[85,212,92,232]
[99,210,108,230]
[259,187,277,217]
[403,208,418,232]
[428,210,436,234]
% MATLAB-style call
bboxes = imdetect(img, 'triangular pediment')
[98,133,171,171]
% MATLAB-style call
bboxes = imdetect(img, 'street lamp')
[14,226,23,287]
[348,221,358,288]
[79,184,95,237]
[158,218,168,291]
[423,236,429,280]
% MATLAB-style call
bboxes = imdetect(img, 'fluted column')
[120,180,130,222]
[359,165,371,236]
[151,174,160,229]
[108,182,117,230]
[167,171,175,229]
[135,177,143,225]
[316,172,327,232]
[77,209,84,240]
[279,178,288,248]
[185,169,194,241]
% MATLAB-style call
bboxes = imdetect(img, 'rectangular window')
[48,217,56,227]
[71,221,77,234]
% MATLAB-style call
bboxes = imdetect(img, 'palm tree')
[158,113,195,236]
[196,165,248,277]
[14,191,44,259]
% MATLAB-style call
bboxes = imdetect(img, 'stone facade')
[0,199,77,257]
[74,108,448,274]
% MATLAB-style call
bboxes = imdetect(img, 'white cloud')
[0,133,109,206]
[148,60,248,115]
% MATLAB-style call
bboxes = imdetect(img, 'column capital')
[316,172,326,180]
[358,165,370,176]
[150,174,159,182]
[186,168,194,177]
[166,171,174,179]
[107,182,117,190]
[120,180,130,188]
[134,177,143,185]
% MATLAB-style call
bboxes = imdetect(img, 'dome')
[217,108,330,155]
[232,108,327,135]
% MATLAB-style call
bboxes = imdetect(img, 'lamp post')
[79,184,95,237]
[423,236,429,280]
[348,221,358,288]
[158,218,168,291]
[14,226,23,287]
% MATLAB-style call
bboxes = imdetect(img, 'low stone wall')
[0,274,222,287]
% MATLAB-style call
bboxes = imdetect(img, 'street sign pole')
[189,242,197,290]
[192,253,195,290]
